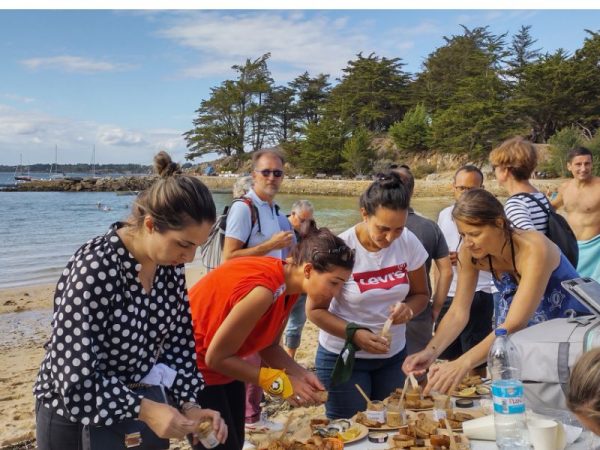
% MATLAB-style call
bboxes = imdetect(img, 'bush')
[389,104,431,152]
[548,127,584,177]
[411,162,436,179]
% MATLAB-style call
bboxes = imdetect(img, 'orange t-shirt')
[188,257,299,385]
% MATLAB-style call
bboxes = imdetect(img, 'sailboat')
[14,153,32,183]
[84,145,101,181]
[48,145,65,181]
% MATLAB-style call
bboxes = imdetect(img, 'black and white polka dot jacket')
[33,223,204,426]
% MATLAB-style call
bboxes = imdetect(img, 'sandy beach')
[0,266,322,449]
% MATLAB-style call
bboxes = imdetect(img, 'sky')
[1,8,599,166]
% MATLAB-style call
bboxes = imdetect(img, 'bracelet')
[181,402,202,412]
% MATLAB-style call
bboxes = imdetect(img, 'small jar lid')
[455,398,474,408]
[367,432,388,443]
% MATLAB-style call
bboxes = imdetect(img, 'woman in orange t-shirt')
[188,228,354,450]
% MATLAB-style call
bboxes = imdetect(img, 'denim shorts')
[315,344,407,419]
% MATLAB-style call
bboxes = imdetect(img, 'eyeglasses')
[255,169,284,178]
[311,246,355,263]
[454,185,476,192]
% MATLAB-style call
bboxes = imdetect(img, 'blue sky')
[1,9,599,165]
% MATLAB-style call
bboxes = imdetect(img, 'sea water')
[0,174,453,290]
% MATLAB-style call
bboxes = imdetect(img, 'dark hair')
[452,189,512,265]
[391,166,415,197]
[567,348,600,427]
[359,170,410,215]
[567,146,593,162]
[130,151,216,231]
[289,227,354,272]
[252,148,285,168]
[454,165,484,185]
[452,188,510,231]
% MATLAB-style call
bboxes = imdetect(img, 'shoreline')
[4,174,566,198]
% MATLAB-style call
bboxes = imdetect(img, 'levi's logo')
[353,264,408,293]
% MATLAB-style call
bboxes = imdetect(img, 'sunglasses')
[311,246,355,263]
[255,169,284,178]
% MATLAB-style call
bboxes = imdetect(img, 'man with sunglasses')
[221,148,295,436]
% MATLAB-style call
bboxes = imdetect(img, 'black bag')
[82,384,171,450]
[518,193,579,267]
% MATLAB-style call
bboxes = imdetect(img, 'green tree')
[547,127,584,176]
[289,72,331,130]
[341,127,375,176]
[507,25,541,83]
[570,30,600,137]
[265,86,296,143]
[510,49,581,142]
[296,118,349,174]
[327,52,411,132]
[388,104,431,152]
[184,81,243,158]
[232,53,274,152]
[416,27,514,155]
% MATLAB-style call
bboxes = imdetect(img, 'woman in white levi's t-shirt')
[307,171,430,419]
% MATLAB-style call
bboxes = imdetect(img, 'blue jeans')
[283,294,307,349]
[315,344,407,419]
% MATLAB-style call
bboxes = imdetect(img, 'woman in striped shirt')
[490,136,551,232]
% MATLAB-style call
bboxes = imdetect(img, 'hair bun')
[374,170,403,188]
[154,151,182,178]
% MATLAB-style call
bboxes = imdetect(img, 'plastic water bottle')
[487,328,531,449]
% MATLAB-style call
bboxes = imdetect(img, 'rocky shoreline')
[3,174,565,198]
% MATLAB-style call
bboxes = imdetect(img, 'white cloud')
[157,11,374,80]
[20,55,134,73]
[2,93,35,103]
[0,104,187,164]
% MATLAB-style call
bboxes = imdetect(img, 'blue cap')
[495,328,508,336]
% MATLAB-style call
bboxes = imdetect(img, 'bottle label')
[491,381,525,414]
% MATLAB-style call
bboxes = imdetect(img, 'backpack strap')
[234,197,261,247]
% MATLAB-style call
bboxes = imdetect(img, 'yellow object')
[258,367,293,399]
[339,427,360,441]
[459,386,477,397]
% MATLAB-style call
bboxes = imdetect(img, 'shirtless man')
[551,146,600,282]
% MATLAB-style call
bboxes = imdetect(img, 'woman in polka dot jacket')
[33,152,228,450]
[188,228,356,450]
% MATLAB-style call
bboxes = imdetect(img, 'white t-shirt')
[318,225,428,359]
[437,205,494,296]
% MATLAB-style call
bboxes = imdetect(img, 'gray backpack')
[511,316,600,410]
[199,197,260,272]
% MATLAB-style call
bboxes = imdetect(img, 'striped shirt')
[505,192,550,233]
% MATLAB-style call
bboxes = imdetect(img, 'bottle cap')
[495,328,508,336]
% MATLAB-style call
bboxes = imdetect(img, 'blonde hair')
[489,137,538,181]
[568,348,600,428]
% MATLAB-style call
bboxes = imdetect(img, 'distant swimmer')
[550,146,600,283]
[101,205,112,212]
